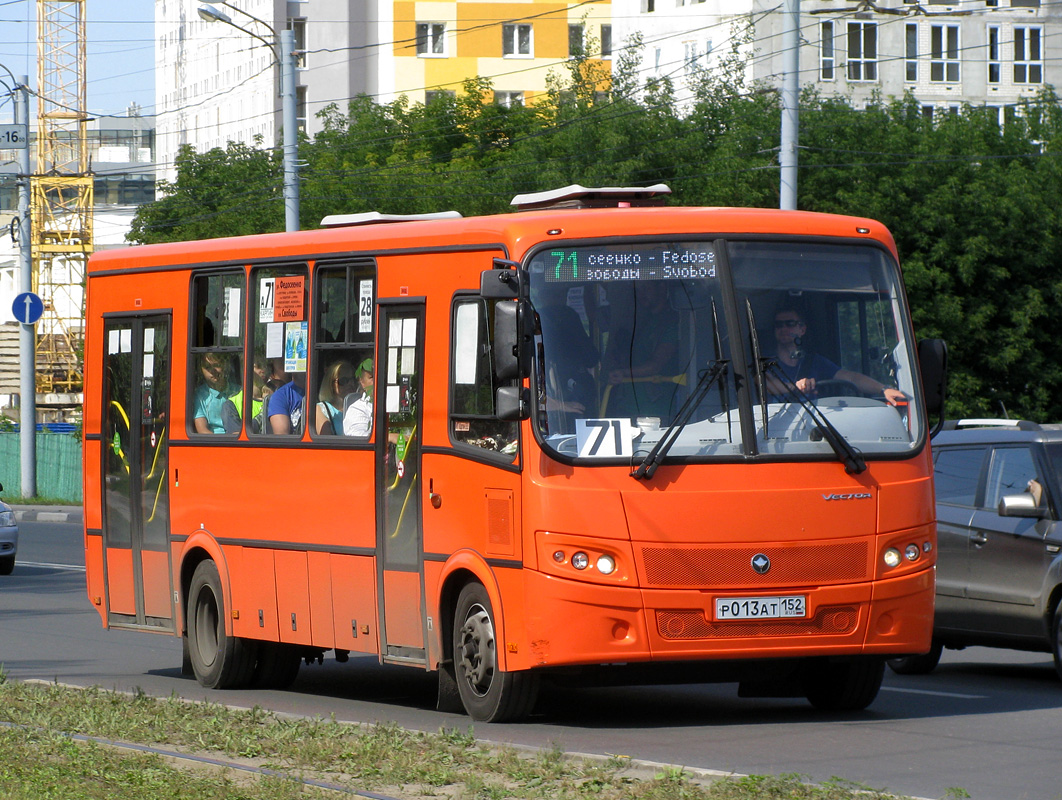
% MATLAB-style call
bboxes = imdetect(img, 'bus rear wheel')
[186,560,257,689]
[452,583,538,722]
[804,657,884,712]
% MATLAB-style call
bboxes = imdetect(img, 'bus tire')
[186,560,257,689]
[253,642,302,689]
[453,582,538,722]
[804,657,884,712]
[887,642,943,675]
[0,554,14,575]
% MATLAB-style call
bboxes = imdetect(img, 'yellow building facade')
[392,0,612,105]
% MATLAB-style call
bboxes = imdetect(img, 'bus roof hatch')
[510,183,671,212]
[320,210,463,228]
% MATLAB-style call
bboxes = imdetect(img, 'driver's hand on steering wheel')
[795,377,816,395]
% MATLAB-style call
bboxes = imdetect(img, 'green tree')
[129,141,282,243]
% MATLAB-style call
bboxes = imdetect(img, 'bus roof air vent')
[320,210,463,228]
[510,184,672,212]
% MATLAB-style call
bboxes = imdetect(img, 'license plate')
[715,595,806,620]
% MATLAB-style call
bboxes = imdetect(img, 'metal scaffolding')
[31,0,92,395]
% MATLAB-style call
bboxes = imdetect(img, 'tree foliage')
[129,49,1062,421]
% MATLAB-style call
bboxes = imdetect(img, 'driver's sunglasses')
[774,319,802,329]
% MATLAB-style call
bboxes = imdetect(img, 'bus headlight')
[883,548,902,568]
[904,544,921,562]
[596,554,616,575]
[571,552,589,570]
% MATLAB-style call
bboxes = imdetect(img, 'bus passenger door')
[376,303,427,664]
[101,315,174,631]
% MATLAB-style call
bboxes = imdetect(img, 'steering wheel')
[814,379,862,398]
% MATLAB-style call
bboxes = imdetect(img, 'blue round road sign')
[12,291,44,324]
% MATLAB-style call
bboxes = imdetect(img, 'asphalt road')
[3,516,1061,800]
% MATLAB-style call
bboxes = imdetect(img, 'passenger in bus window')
[193,352,238,434]
[767,305,905,404]
[221,355,270,434]
[601,281,680,418]
[316,360,354,435]
[342,358,375,437]
[267,372,306,435]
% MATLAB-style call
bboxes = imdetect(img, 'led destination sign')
[534,243,717,283]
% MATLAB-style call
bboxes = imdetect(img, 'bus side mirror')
[496,386,531,421]
[480,268,520,299]
[918,338,947,436]
[494,300,531,380]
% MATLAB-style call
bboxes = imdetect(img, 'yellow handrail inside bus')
[598,374,687,417]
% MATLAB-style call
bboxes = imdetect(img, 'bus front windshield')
[527,239,923,465]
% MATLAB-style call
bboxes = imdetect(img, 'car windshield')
[527,239,923,464]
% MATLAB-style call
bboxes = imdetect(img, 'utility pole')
[15,76,35,498]
[780,0,800,210]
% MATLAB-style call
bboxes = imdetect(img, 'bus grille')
[639,542,868,588]
[656,605,859,639]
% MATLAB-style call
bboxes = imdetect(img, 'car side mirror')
[998,492,1049,519]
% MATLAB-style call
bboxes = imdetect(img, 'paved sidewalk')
[9,505,83,524]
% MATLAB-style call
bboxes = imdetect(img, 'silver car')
[888,420,1062,679]
[0,483,17,575]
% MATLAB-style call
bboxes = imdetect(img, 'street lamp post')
[198,4,300,232]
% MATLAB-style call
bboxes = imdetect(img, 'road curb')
[10,507,83,524]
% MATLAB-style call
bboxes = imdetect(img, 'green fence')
[0,432,82,503]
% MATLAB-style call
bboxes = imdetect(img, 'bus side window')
[189,271,245,436]
[311,260,376,438]
[450,297,518,458]
[250,265,309,437]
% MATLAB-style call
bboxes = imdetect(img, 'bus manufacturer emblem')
[751,554,771,574]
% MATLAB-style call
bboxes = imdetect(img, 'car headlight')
[0,511,15,527]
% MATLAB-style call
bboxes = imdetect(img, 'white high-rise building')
[612,1,1059,117]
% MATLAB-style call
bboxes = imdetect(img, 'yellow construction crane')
[31,0,92,395]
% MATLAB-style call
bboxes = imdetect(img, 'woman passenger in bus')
[342,358,375,437]
[193,351,237,434]
[315,360,355,435]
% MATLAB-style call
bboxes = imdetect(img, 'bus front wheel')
[804,657,884,711]
[452,583,538,722]
[186,560,257,689]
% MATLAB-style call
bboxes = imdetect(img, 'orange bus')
[83,185,946,721]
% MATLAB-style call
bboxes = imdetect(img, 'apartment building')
[612,0,1056,115]
[155,0,612,182]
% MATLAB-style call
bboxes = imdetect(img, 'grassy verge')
[0,678,915,800]
[0,494,79,506]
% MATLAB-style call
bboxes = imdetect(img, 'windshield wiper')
[632,359,729,480]
[764,362,867,475]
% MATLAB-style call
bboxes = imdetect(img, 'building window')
[416,22,446,56]
[820,22,834,81]
[296,85,307,132]
[290,18,306,69]
[846,22,877,82]
[683,41,699,74]
[601,24,612,58]
[568,24,584,57]
[905,23,917,82]
[988,26,1001,84]
[643,0,655,12]
[424,89,456,104]
[494,91,524,107]
[503,23,533,57]
[1014,27,1043,84]
[930,24,959,82]
[985,0,998,6]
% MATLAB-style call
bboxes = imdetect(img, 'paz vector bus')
[82,185,946,721]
